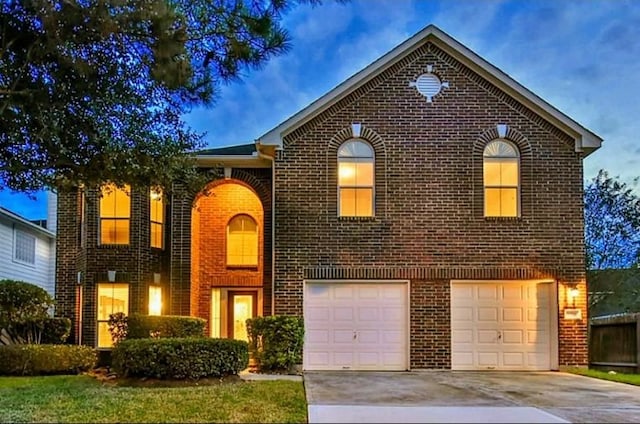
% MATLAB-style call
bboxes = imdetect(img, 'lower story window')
[148,285,162,316]
[97,283,129,348]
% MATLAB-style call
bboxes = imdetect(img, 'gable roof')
[257,24,602,156]
[198,143,256,156]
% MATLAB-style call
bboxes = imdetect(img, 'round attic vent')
[415,73,442,99]
[408,65,449,103]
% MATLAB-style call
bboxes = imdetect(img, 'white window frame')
[13,228,36,265]
[483,139,520,217]
[226,214,259,267]
[338,139,375,217]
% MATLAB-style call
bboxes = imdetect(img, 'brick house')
[55,25,601,370]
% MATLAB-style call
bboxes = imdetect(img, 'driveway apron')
[304,371,640,423]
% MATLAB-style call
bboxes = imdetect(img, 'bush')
[112,338,248,379]
[107,312,128,344]
[126,314,206,339]
[0,344,97,376]
[247,316,304,373]
[0,280,54,330]
[12,317,71,344]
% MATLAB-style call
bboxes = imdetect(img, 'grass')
[0,375,307,423]
[567,368,640,386]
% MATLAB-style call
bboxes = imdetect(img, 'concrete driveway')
[304,371,640,423]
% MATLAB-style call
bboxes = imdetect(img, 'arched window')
[227,215,258,266]
[338,139,374,217]
[483,139,519,217]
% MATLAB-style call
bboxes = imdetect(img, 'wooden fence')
[589,313,640,373]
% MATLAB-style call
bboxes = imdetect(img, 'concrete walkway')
[304,371,640,423]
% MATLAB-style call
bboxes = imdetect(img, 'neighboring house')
[55,25,601,370]
[0,200,56,296]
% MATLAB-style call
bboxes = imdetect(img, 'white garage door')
[451,281,553,370]
[304,281,408,371]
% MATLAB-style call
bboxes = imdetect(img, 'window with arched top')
[338,139,374,217]
[227,214,258,266]
[483,139,520,217]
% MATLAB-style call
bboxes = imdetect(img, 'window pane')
[14,230,36,264]
[151,222,163,249]
[338,162,357,186]
[98,322,113,348]
[355,162,374,186]
[101,184,130,218]
[100,187,116,218]
[150,189,163,223]
[484,188,502,216]
[101,219,130,244]
[501,188,518,216]
[338,140,373,158]
[339,188,356,216]
[148,286,162,316]
[227,216,258,266]
[355,189,373,217]
[211,289,221,338]
[501,160,519,186]
[97,284,129,319]
[483,161,501,186]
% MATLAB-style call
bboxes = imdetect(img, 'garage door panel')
[304,282,408,371]
[452,281,552,371]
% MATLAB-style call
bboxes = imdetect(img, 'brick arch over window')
[194,170,271,213]
[326,124,388,219]
[472,125,533,218]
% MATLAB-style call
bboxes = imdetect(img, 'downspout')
[256,142,276,316]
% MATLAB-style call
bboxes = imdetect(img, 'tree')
[0,0,322,193]
[584,170,640,315]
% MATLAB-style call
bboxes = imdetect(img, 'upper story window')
[227,214,258,267]
[150,188,164,249]
[338,139,374,217]
[14,229,36,264]
[100,184,131,245]
[483,139,519,217]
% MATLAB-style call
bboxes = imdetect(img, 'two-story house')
[55,25,601,370]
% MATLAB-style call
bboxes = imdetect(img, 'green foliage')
[247,315,304,373]
[0,280,54,331]
[127,314,206,339]
[585,170,640,270]
[0,344,97,376]
[107,312,128,345]
[588,269,640,316]
[10,317,71,345]
[0,0,332,193]
[112,338,248,379]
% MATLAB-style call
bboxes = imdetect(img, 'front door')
[228,291,257,341]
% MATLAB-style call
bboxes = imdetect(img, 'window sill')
[97,244,131,249]
[338,216,377,222]
[483,216,522,221]
[226,265,259,271]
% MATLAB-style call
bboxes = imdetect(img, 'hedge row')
[127,314,206,339]
[0,344,97,376]
[112,337,248,379]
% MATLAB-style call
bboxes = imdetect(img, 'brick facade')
[55,33,590,368]
[272,41,588,368]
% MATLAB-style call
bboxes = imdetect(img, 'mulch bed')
[86,367,243,388]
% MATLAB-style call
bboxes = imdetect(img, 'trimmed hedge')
[112,338,248,379]
[247,316,304,372]
[0,344,97,376]
[126,314,206,339]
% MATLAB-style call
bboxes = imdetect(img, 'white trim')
[450,279,558,371]
[195,154,272,169]
[0,208,55,238]
[258,25,601,155]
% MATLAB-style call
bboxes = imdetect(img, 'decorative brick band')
[304,266,558,281]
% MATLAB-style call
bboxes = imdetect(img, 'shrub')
[12,317,71,344]
[112,338,248,379]
[126,314,206,339]
[108,312,128,344]
[0,344,97,376]
[0,280,54,330]
[247,315,304,373]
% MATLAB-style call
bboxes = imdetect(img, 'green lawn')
[0,375,307,423]
[567,368,640,386]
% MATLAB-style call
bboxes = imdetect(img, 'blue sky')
[2,0,639,220]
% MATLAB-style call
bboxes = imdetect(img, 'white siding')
[47,191,58,233]
[0,215,55,296]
